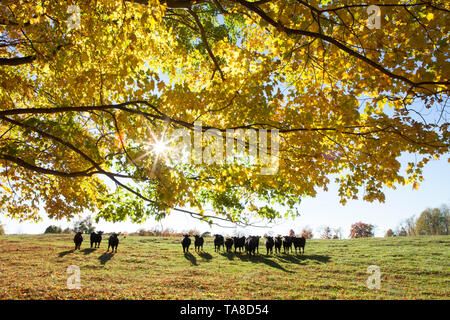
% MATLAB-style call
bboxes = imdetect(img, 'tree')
[349,222,375,238]
[415,206,449,235]
[73,216,95,234]
[0,223,5,235]
[320,226,333,239]
[396,227,408,237]
[62,227,72,234]
[201,231,211,238]
[333,227,343,240]
[403,216,418,236]
[1,1,449,226]
[300,227,313,239]
[385,229,395,237]
[44,225,62,234]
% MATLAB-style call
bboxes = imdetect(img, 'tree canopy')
[0,0,449,226]
[415,205,449,235]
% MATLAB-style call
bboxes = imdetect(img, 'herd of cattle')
[73,231,119,252]
[182,234,306,255]
[72,232,306,256]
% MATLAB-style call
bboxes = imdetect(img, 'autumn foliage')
[349,222,375,238]
[0,0,449,225]
[300,227,314,239]
[384,229,395,237]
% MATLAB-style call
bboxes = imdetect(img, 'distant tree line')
[385,205,449,237]
[44,216,96,234]
[318,226,344,239]
[39,205,449,238]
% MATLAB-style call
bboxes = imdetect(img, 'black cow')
[194,235,204,252]
[293,236,306,254]
[90,231,103,248]
[252,236,261,254]
[282,236,293,254]
[224,237,234,252]
[274,235,282,254]
[182,234,191,253]
[73,232,83,250]
[265,236,274,255]
[245,236,258,255]
[107,233,119,253]
[213,234,224,252]
[233,236,245,253]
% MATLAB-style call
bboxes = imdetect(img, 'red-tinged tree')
[349,222,375,238]
[300,227,313,239]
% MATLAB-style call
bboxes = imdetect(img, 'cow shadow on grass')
[302,254,331,263]
[275,253,330,264]
[197,251,213,260]
[99,252,115,265]
[184,252,198,266]
[81,248,97,255]
[58,249,74,258]
[235,253,293,273]
[219,252,235,260]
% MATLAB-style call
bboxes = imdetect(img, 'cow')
[251,236,261,253]
[224,237,234,252]
[233,236,245,253]
[282,236,293,254]
[274,235,282,254]
[90,231,103,248]
[245,236,258,255]
[213,234,225,252]
[73,232,83,250]
[265,236,274,255]
[194,235,204,252]
[273,235,283,253]
[107,233,119,253]
[293,236,306,254]
[182,234,191,253]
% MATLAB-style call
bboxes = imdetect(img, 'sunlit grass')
[0,234,448,299]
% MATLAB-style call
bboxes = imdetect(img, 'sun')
[149,139,169,156]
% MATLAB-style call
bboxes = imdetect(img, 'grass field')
[0,234,448,299]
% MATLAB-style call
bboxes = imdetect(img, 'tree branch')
[187,7,225,81]
[0,55,36,66]
[0,153,97,177]
[234,0,449,88]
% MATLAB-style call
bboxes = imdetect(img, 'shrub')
[137,229,154,236]
[62,227,72,234]
[44,225,62,234]
[385,229,395,237]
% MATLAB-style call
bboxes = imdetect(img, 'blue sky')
[2,152,448,238]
